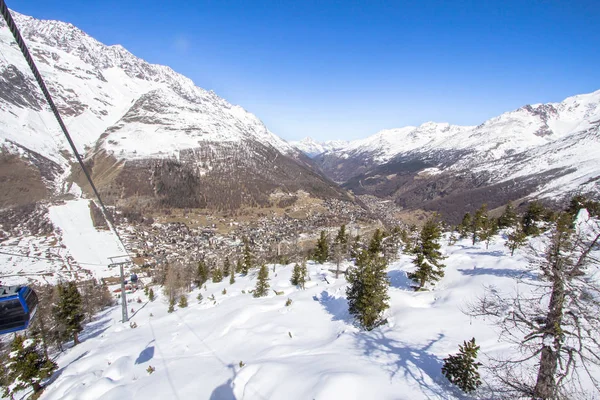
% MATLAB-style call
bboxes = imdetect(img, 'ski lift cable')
[0,0,131,261]
[0,250,107,266]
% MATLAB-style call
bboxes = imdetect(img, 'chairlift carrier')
[0,286,38,335]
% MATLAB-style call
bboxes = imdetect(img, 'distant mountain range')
[1,10,598,225]
[0,11,349,213]
[289,137,348,158]
[292,91,600,221]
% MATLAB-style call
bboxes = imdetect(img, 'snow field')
[38,233,556,400]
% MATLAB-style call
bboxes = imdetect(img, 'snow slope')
[290,137,348,158]
[0,198,126,285]
[35,221,600,400]
[0,11,294,175]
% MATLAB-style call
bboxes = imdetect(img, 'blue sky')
[10,0,600,141]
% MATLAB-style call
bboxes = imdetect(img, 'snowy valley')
[0,6,599,400]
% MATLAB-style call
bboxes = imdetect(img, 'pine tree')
[480,217,499,249]
[471,204,488,245]
[178,295,188,308]
[333,225,350,278]
[229,262,235,285]
[223,257,231,277]
[212,266,223,283]
[148,287,155,302]
[505,223,527,256]
[290,263,301,286]
[498,201,518,228]
[368,228,384,257]
[2,335,57,395]
[300,260,308,288]
[235,258,243,274]
[441,338,482,393]
[54,281,84,345]
[346,250,390,330]
[522,201,546,236]
[407,217,445,290]
[253,264,270,298]
[456,213,471,239]
[168,297,175,313]
[196,260,209,286]
[313,231,329,264]
[350,234,362,258]
[334,225,349,254]
[242,239,253,274]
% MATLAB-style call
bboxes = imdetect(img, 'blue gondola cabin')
[0,286,38,335]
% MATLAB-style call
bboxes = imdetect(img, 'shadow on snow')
[209,364,236,400]
[354,331,473,400]
[316,290,351,323]
[135,340,155,364]
[387,270,414,290]
[457,267,536,280]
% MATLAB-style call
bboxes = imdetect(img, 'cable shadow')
[457,268,536,280]
[129,300,151,320]
[45,350,89,386]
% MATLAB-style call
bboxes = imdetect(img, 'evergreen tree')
[334,225,349,254]
[368,228,385,257]
[178,295,188,308]
[290,262,307,288]
[350,234,363,258]
[168,297,175,313]
[290,263,301,286]
[223,257,231,277]
[457,213,472,239]
[346,250,390,330]
[407,217,445,290]
[196,260,209,287]
[242,239,253,274]
[148,287,155,302]
[212,266,223,283]
[313,231,329,264]
[505,224,527,256]
[235,258,243,274]
[480,217,499,249]
[2,335,57,395]
[566,194,600,218]
[471,204,488,245]
[498,201,518,228]
[229,262,235,285]
[332,225,350,277]
[253,264,270,298]
[522,201,546,236]
[382,226,402,262]
[441,338,482,394]
[300,260,308,289]
[54,281,84,345]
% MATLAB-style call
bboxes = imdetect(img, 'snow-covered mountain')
[0,11,348,212]
[290,137,348,158]
[315,90,600,221]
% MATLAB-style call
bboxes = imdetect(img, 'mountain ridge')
[0,11,351,212]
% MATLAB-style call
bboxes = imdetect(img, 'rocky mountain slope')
[0,11,349,214]
[305,91,600,222]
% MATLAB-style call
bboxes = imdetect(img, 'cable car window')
[0,299,28,330]
[24,288,38,313]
